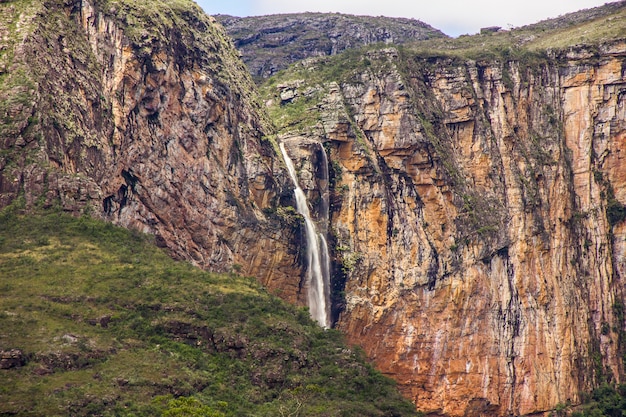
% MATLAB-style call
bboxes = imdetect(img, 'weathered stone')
[0,349,26,369]
[0,0,303,299]
[480,26,501,34]
[271,41,626,416]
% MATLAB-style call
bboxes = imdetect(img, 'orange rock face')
[273,45,626,416]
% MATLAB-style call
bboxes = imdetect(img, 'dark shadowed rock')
[216,12,447,80]
[0,349,26,369]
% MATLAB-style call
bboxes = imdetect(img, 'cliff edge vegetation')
[216,12,447,81]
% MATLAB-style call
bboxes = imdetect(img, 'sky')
[197,0,613,37]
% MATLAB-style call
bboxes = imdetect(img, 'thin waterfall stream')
[279,142,331,329]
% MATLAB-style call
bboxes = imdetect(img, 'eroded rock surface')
[264,42,626,415]
[0,0,302,290]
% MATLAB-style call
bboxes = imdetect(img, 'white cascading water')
[279,142,331,329]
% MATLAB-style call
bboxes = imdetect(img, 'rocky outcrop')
[4,1,626,416]
[216,13,446,80]
[0,0,305,293]
[0,349,26,369]
[264,39,626,415]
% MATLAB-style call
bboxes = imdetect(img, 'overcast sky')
[197,0,613,37]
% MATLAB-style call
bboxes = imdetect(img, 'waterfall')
[317,144,330,235]
[279,142,331,329]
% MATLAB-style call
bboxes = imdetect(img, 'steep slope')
[0,0,307,295]
[3,0,626,416]
[216,13,446,80]
[0,210,419,416]
[518,0,626,33]
[260,3,626,415]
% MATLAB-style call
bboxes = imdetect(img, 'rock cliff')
[3,1,626,416]
[0,0,309,296]
[216,13,446,80]
[261,5,626,414]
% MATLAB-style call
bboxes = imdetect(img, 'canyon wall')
[0,0,310,297]
[3,1,626,416]
[267,43,626,415]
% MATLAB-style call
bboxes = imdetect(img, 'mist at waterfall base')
[279,142,331,329]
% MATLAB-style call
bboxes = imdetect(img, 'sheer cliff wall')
[0,0,307,297]
[264,42,626,415]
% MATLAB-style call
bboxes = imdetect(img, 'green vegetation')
[606,197,626,227]
[258,46,378,134]
[0,0,40,141]
[525,6,626,51]
[93,0,208,50]
[263,85,325,133]
[592,171,626,227]
[572,383,626,417]
[401,3,625,61]
[0,209,418,416]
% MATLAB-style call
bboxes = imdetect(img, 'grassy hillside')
[403,1,625,59]
[0,207,418,417]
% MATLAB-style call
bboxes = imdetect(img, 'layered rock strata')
[0,0,305,294]
[265,42,626,416]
